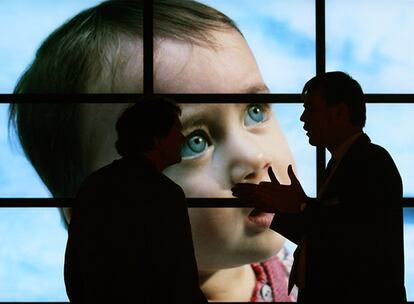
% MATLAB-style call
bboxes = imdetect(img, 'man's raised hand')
[232,165,308,214]
[267,166,279,184]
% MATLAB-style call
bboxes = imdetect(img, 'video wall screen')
[1,103,413,301]
[1,0,413,302]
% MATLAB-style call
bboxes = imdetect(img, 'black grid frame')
[0,0,413,302]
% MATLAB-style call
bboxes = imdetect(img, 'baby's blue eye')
[245,104,265,126]
[181,133,209,157]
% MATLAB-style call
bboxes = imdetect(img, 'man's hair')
[9,0,241,201]
[301,71,366,127]
[115,97,181,157]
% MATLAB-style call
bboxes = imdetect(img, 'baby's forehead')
[86,38,143,93]
[153,29,264,94]
[80,103,130,172]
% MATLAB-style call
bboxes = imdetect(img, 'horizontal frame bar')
[1,198,414,208]
[2,94,414,103]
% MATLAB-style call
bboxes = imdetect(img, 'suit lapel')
[318,134,371,202]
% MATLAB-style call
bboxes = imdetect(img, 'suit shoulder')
[352,142,391,158]
[368,142,391,155]
[360,142,394,162]
[77,161,117,189]
[363,142,401,179]
[75,161,122,200]
[160,174,185,196]
[346,140,399,178]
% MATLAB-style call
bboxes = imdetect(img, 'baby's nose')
[230,152,272,185]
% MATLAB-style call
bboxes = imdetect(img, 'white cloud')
[365,105,414,196]
[203,0,414,92]
[326,0,414,92]
[252,0,315,39]
[244,27,314,92]
[0,0,102,92]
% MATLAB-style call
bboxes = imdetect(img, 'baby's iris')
[245,104,265,126]
[181,133,208,157]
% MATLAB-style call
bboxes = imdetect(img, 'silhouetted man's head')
[300,71,366,151]
[302,71,366,127]
[115,97,184,166]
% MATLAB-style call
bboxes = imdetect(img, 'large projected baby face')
[157,29,295,271]
[164,103,294,271]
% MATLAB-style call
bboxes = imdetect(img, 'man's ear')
[335,103,349,121]
[152,137,163,150]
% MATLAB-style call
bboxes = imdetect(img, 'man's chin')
[308,137,320,147]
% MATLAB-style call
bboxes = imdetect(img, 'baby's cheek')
[179,175,223,198]
[188,208,240,245]
[164,164,221,197]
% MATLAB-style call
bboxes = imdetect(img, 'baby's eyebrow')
[181,108,213,130]
[241,83,270,94]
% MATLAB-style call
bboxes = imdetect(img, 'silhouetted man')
[64,97,207,303]
[233,72,406,303]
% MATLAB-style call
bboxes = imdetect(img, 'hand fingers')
[259,181,272,186]
[268,166,280,185]
[287,164,299,185]
[232,187,258,206]
[232,183,256,193]
[252,191,280,212]
[232,183,257,198]
[233,183,281,212]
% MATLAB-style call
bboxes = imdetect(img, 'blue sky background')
[0,0,413,301]
[326,0,414,93]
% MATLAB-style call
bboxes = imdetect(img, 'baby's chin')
[244,230,285,262]
[198,231,285,270]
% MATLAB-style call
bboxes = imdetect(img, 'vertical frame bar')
[143,0,153,94]
[315,0,326,193]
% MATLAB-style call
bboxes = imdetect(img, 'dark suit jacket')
[271,134,406,302]
[64,156,207,303]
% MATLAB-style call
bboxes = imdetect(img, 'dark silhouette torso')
[64,156,207,303]
[272,134,406,303]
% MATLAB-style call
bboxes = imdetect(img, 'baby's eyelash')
[185,129,212,145]
[246,103,271,112]
[183,125,211,141]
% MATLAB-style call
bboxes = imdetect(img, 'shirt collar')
[331,132,363,162]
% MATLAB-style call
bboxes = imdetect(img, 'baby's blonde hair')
[9,0,242,223]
